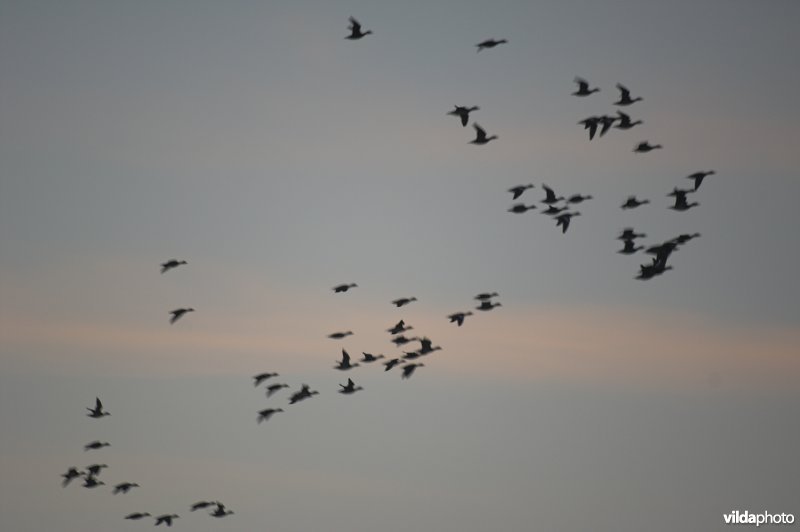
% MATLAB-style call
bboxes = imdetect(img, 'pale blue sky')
[1,1,799,531]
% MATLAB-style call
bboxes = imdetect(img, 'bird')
[328,331,354,339]
[257,408,283,423]
[392,297,417,307]
[572,77,599,96]
[332,283,358,293]
[82,475,105,488]
[670,233,701,245]
[555,212,581,233]
[566,194,593,204]
[253,372,279,387]
[160,259,187,274]
[668,189,699,211]
[578,116,600,140]
[339,378,364,395]
[636,259,673,280]
[469,123,498,145]
[476,301,501,311]
[597,115,617,137]
[618,239,644,255]
[289,384,319,404]
[541,184,564,204]
[346,17,372,40]
[621,196,650,209]
[154,514,180,527]
[361,352,385,363]
[391,335,419,346]
[448,105,480,127]
[61,467,84,487]
[266,383,290,397]
[169,307,194,324]
[113,482,140,494]
[387,320,412,334]
[474,292,499,301]
[418,338,441,355]
[508,203,536,213]
[448,311,472,326]
[335,349,359,370]
[401,363,424,379]
[210,503,234,518]
[84,441,110,451]
[618,228,646,240]
[508,184,534,200]
[633,141,662,153]
[125,513,151,520]
[614,84,643,106]
[403,350,422,360]
[86,397,110,418]
[190,501,215,512]
[84,464,108,476]
[476,38,507,52]
[383,358,404,371]
[686,170,715,191]
[541,204,569,216]
[614,110,642,130]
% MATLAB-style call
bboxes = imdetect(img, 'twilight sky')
[1,1,799,531]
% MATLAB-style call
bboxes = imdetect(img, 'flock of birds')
[58,15,718,526]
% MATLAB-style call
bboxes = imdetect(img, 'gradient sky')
[1,1,799,531]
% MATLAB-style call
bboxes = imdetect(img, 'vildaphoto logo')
[724,510,795,527]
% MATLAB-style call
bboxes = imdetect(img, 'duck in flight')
[618,239,644,255]
[82,475,105,488]
[211,503,234,518]
[289,384,319,404]
[257,408,283,423]
[160,259,187,274]
[614,111,642,130]
[84,441,110,451]
[572,77,599,96]
[154,514,180,527]
[266,383,290,397]
[86,397,110,418]
[125,513,151,520]
[328,331,354,339]
[474,292,499,301]
[383,358,405,371]
[566,194,592,204]
[85,464,108,476]
[448,311,472,326]
[618,228,646,240]
[555,212,580,233]
[448,105,480,127]
[391,335,419,346]
[541,184,565,205]
[668,188,699,211]
[508,184,534,200]
[476,300,501,311]
[387,320,412,334]
[469,123,498,145]
[346,17,372,40]
[633,141,662,153]
[169,307,194,324]
[614,83,643,106]
[332,283,358,293]
[686,170,715,191]
[621,196,650,209]
[335,349,359,370]
[508,203,536,214]
[339,378,364,395]
[392,297,417,307]
[61,467,83,487]
[476,38,507,52]
[253,372,279,387]
[361,352,385,363]
[401,363,424,379]
[190,501,215,512]
[113,482,140,494]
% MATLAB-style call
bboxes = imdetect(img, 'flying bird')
[361,352,385,363]
[621,196,650,209]
[339,378,364,395]
[82,475,105,488]
[85,464,108,476]
[160,259,187,274]
[508,184,534,200]
[614,110,642,130]
[190,502,215,512]
[566,194,593,204]
[346,17,372,40]
[61,467,84,487]
[335,349,360,370]
[328,331,354,339]
[633,141,662,153]
[469,123,498,145]
[614,83,643,106]
[474,292,499,301]
[257,408,283,423]
[572,77,600,96]
[125,513,151,520]
[253,372,279,387]
[555,212,581,233]
[476,301,501,311]
[154,514,180,527]
[618,239,644,255]
[387,320,412,334]
[448,311,472,326]
[288,384,319,404]
[332,283,358,293]
[448,105,480,127]
[86,397,110,418]
[476,38,508,52]
[618,228,646,240]
[266,383,290,397]
[401,363,424,379]
[383,358,404,371]
[392,297,417,307]
[541,184,565,204]
[686,170,715,191]
[113,482,140,494]
[508,203,536,214]
[169,307,194,324]
[668,188,699,211]
[391,335,419,346]
[210,503,234,518]
[84,441,110,451]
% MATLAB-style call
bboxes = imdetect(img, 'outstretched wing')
[472,123,487,141]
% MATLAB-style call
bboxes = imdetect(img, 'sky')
[1,0,799,531]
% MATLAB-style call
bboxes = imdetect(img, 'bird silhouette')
[401,363,424,379]
[618,228,646,240]
[508,184,534,200]
[328,331,354,339]
[86,397,110,418]
[84,441,110,451]
[614,84,643,106]
[154,514,180,527]
[633,141,662,153]
[621,196,650,209]
[387,320,412,334]
[618,239,644,255]
[125,513,151,520]
[257,408,283,423]
[61,467,84,487]
[82,475,105,488]
[253,372,279,387]
[508,203,536,213]
[448,105,480,127]
[392,297,417,307]
[339,378,364,394]
[346,17,372,40]
[566,194,593,204]
[210,502,234,518]
[383,358,405,371]
[160,259,187,274]
[169,307,194,324]
[572,77,600,96]
[686,170,715,191]
[474,292,499,301]
[335,349,360,370]
[391,335,420,346]
[266,383,290,397]
[85,464,108,476]
[555,212,581,233]
[332,283,358,293]
[476,38,507,52]
[113,482,140,494]
[469,123,498,145]
[289,384,319,404]
[476,301,501,311]
[668,190,699,211]
[614,111,642,130]
[361,352,385,363]
[448,311,473,326]
[541,184,565,204]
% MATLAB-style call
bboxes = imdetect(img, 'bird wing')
[348,17,361,32]
[616,83,631,99]
[473,123,487,141]
[341,349,351,365]
[460,113,468,126]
